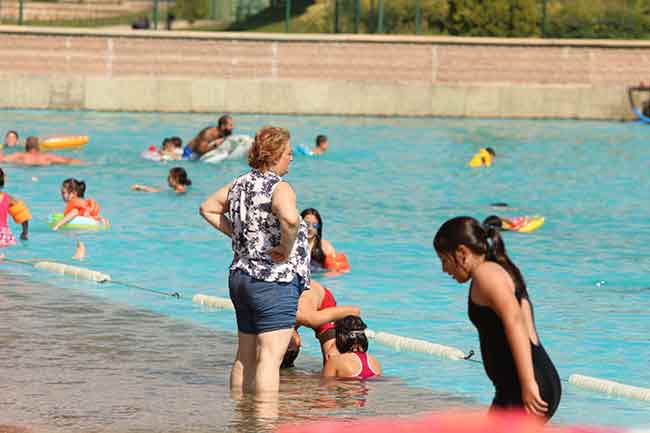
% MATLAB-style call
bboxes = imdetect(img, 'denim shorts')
[229,269,304,334]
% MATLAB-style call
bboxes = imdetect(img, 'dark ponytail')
[433,216,528,299]
[169,167,192,186]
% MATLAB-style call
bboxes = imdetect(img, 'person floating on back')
[0,136,83,166]
[52,178,107,231]
[322,315,382,380]
[131,167,192,193]
[0,168,31,249]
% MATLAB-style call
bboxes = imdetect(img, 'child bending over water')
[52,178,107,231]
[131,167,192,193]
[322,316,382,380]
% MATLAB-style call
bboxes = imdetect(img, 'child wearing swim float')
[0,168,31,247]
[131,167,192,193]
[52,178,107,231]
[322,316,382,380]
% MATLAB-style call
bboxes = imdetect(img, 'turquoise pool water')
[1,110,649,429]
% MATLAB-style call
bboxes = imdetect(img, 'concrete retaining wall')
[1,26,648,119]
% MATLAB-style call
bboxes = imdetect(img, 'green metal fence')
[3,0,650,39]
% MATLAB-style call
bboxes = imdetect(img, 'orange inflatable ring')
[40,135,88,150]
[323,252,351,272]
[8,201,31,224]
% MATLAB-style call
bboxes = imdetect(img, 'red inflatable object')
[276,410,619,433]
[323,253,351,272]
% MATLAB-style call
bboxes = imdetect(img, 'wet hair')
[300,208,325,265]
[433,216,527,298]
[281,345,300,369]
[315,134,328,147]
[161,137,173,148]
[5,130,18,140]
[335,316,368,354]
[218,114,232,128]
[168,167,191,186]
[248,126,290,171]
[25,136,40,152]
[0,168,5,188]
[485,147,496,157]
[483,215,503,229]
[169,136,183,148]
[62,178,86,197]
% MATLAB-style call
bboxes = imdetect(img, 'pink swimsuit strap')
[354,352,376,380]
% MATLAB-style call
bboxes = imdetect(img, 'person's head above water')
[248,126,292,175]
[0,167,6,188]
[4,130,19,148]
[483,215,503,229]
[335,315,368,354]
[25,136,40,153]
[217,114,233,138]
[61,178,86,201]
[167,167,192,192]
[315,134,328,150]
[301,208,325,263]
[281,329,301,369]
[433,216,526,293]
[485,147,496,157]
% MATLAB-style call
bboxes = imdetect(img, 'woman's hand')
[521,381,548,417]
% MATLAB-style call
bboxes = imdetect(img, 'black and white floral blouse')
[227,169,311,287]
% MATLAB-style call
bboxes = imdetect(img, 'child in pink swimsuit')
[0,168,30,249]
[322,316,382,380]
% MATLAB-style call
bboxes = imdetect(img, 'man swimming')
[0,136,83,166]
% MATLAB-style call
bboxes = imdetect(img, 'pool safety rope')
[5,258,650,404]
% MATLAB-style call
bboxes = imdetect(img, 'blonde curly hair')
[248,126,290,171]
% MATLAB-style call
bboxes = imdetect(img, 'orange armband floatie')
[9,201,32,224]
[323,253,351,272]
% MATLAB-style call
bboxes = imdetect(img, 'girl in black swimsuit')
[433,216,561,421]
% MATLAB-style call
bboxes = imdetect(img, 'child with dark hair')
[322,316,382,379]
[433,216,560,420]
[52,178,106,231]
[0,168,30,245]
[132,167,192,193]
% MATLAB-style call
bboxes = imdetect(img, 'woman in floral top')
[200,126,310,394]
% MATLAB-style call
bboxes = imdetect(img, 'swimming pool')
[1,110,649,429]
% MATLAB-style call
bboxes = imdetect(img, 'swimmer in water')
[131,167,192,193]
[322,315,382,379]
[469,147,496,168]
[52,178,107,231]
[301,208,337,270]
[282,280,360,368]
[185,115,234,158]
[311,135,329,156]
[0,136,83,166]
[3,130,19,149]
[433,217,561,420]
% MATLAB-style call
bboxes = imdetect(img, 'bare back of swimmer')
[283,280,360,367]
[0,136,82,166]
